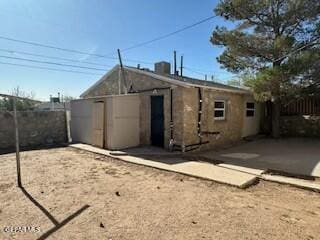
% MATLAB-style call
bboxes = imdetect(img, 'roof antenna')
[117,49,128,94]
[180,55,183,77]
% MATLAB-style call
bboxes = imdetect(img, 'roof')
[80,65,251,97]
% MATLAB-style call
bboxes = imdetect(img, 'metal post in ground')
[13,96,22,187]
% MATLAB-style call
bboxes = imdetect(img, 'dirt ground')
[0,147,319,240]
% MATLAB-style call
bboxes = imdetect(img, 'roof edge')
[80,64,252,97]
[124,67,251,94]
[124,67,191,88]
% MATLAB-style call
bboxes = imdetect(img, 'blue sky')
[0,0,234,101]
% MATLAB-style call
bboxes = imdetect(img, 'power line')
[273,37,320,63]
[0,16,217,65]
[0,36,118,59]
[0,48,113,67]
[184,66,231,78]
[184,66,207,77]
[120,15,217,52]
[184,65,235,75]
[0,55,108,71]
[0,61,104,75]
[184,66,231,82]
[0,35,153,65]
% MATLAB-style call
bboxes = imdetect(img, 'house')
[36,102,66,111]
[36,96,69,111]
[73,61,261,152]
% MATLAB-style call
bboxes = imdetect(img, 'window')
[246,102,255,117]
[214,100,226,120]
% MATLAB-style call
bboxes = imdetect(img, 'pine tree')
[211,0,320,137]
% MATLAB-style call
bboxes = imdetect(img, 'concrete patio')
[197,138,320,178]
[71,143,258,189]
[71,140,320,192]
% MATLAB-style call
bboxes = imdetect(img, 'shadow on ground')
[0,144,68,155]
[19,186,89,240]
[110,146,189,165]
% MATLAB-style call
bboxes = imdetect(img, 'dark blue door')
[151,96,164,147]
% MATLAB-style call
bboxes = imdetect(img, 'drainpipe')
[197,87,203,145]
[173,87,207,152]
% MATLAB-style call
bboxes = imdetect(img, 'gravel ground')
[0,147,319,240]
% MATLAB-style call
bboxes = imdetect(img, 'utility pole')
[180,55,183,77]
[0,93,40,188]
[205,74,207,81]
[13,97,22,187]
[117,49,127,94]
[174,50,177,75]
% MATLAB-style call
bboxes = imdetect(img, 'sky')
[0,0,235,101]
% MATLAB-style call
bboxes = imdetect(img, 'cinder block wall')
[0,111,67,149]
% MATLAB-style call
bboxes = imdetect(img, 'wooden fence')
[281,97,320,116]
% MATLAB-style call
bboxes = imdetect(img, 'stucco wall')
[0,111,67,150]
[70,98,95,144]
[242,95,261,137]
[181,88,257,151]
[83,68,184,150]
[139,87,184,149]
[106,94,140,150]
[82,67,260,151]
[181,88,199,147]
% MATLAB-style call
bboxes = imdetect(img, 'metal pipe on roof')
[174,50,177,75]
[180,55,183,77]
[117,49,128,94]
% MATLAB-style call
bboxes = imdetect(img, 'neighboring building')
[36,96,70,111]
[74,62,261,152]
[36,102,65,111]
